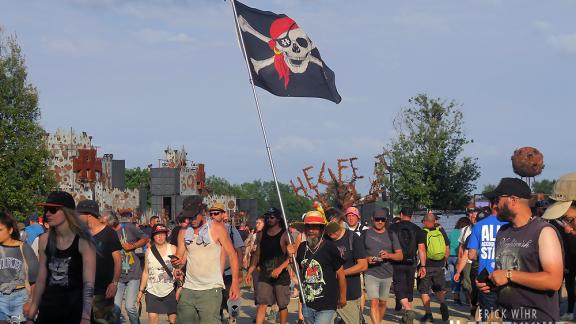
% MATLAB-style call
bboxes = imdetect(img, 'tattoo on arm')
[82,281,95,319]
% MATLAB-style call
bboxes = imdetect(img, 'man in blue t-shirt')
[467,199,507,320]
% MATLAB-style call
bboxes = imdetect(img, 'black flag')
[234,1,342,104]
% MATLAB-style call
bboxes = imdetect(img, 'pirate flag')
[235,1,342,104]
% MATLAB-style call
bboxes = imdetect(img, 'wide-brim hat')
[543,172,576,220]
[36,191,76,210]
[290,210,327,232]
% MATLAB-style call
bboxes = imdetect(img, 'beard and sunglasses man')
[246,208,292,324]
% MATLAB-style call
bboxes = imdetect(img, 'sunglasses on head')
[374,218,387,223]
[44,206,60,214]
[209,211,223,216]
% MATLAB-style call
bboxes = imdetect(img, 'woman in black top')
[26,191,97,324]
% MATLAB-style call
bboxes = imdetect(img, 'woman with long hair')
[0,211,38,323]
[137,224,178,324]
[26,191,96,324]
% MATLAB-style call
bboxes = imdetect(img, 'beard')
[497,202,515,222]
[306,236,321,249]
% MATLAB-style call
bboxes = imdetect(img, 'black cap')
[374,207,390,220]
[484,177,532,200]
[77,200,100,218]
[183,196,204,210]
[151,223,169,235]
[36,191,76,210]
[265,207,281,217]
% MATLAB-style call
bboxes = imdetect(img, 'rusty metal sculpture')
[511,147,545,178]
[72,148,102,183]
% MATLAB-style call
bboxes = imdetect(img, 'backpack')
[424,227,446,261]
[395,223,417,264]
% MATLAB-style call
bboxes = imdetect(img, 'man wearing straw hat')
[288,210,346,324]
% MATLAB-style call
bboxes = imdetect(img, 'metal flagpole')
[228,0,309,317]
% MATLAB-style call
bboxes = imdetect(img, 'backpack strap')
[151,244,173,279]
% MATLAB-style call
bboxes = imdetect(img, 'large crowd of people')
[0,173,575,323]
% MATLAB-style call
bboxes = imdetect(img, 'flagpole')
[228,0,309,315]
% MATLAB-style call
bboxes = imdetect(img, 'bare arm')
[418,243,426,267]
[214,223,240,299]
[385,248,404,262]
[105,250,122,299]
[26,234,48,320]
[137,252,149,303]
[336,266,347,307]
[172,228,187,267]
[79,238,96,322]
[343,258,368,276]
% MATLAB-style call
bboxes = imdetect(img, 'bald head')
[424,212,436,222]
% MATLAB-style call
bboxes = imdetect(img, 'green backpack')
[424,227,446,261]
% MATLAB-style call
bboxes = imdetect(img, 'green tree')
[206,176,312,221]
[0,33,56,220]
[482,184,496,193]
[125,167,150,190]
[382,94,480,210]
[532,179,555,194]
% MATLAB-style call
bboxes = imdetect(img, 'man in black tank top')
[246,208,291,324]
[478,178,563,322]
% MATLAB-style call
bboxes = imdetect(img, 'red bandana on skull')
[268,17,298,89]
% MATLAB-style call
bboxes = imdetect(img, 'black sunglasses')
[266,215,277,219]
[44,206,60,214]
[374,218,387,223]
[209,211,223,216]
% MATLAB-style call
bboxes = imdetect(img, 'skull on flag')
[238,15,323,88]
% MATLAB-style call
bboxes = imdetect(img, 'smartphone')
[476,268,495,288]
[168,255,179,260]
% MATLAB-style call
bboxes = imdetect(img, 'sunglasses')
[266,215,277,220]
[209,211,223,216]
[44,206,60,214]
[374,218,387,223]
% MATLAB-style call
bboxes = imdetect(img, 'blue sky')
[2,0,575,195]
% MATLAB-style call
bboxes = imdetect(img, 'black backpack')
[395,223,417,264]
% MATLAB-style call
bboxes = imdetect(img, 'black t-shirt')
[417,226,450,268]
[389,220,425,266]
[94,226,122,295]
[296,240,344,311]
[169,227,182,246]
[330,229,366,300]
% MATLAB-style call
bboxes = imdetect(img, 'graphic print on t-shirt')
[495,237,529,298]
[48,256,71,286]
[149,264,173,284]
[302,258,325,302]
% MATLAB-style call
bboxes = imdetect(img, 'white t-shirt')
[145,244,176,297]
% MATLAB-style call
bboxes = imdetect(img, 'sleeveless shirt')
[258,228,290,285]
[494,217,560,321]
[183,221,224,290]
[145,244,175,297]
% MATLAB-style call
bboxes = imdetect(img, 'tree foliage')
[382,94,480,210]
[125,167,150,190]
[206,176,312,221]
[532,179,555,194]
[0,33,56,220]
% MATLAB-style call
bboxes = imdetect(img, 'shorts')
[0,288,28,322]
[146,289,177,314]
[256,280,291,308]
[419,267,446,294]
[364,274,393,301]
[393,264,417,301]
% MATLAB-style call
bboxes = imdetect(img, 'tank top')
[146,244,175,297]
[45,235,84,293]
[494,217,560,321]
[258,228,290,284]
[183,222,224,290]
[37,234,84,324]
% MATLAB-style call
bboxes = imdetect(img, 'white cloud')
[134,28,194,45]
[547,33,576,54]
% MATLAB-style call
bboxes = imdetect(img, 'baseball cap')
[265,207,281,217]
[27,213,40,223]
[151,224,170,235]
[77,199,100,218]
[345,206,360,218]
[484,177,532,200]
[373,207,390,220]
[209,202,225,212]
[36,191,76,210]
[542,172,576,220]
